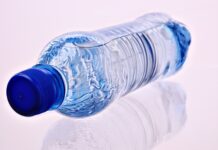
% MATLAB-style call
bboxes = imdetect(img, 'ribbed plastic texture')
[37,13,191,117]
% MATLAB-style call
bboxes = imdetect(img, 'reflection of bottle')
[42,82,187,150]
[7,13,191,117]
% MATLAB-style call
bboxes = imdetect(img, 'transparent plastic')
[37,13,191,117]
[42,82,187,150]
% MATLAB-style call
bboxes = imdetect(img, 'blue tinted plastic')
[38,13,191,117]
[166,21,191,69]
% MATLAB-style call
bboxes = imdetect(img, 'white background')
[0,0,218,149]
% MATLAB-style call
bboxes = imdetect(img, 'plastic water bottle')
[42,82,187,150]
[6,13,191,117]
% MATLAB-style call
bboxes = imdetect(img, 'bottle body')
[38,13,191,117]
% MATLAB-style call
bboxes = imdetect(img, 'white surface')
[41,82,187,150]
[0,0,218,150]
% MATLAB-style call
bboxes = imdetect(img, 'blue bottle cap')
[6,64,65,116]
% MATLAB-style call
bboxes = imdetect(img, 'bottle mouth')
[6,64,65,116]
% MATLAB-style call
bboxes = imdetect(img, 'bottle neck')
[33,64,66,110]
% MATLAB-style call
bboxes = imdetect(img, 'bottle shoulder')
[38,32,104,64]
